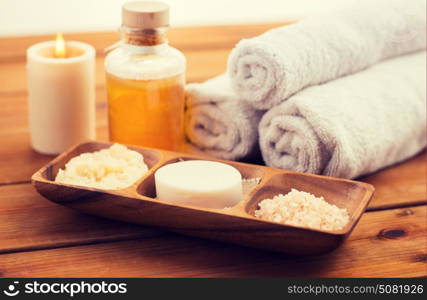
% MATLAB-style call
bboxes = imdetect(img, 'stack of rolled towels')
[185,0,426,179]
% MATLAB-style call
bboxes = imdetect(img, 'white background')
[0,0,354,36]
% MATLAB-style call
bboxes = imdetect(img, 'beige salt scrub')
[55,144,148,190]
[254,189,349,231]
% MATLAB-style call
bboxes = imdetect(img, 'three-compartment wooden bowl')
[32,141,375,255]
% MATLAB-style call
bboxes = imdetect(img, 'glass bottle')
[105,1,186,151]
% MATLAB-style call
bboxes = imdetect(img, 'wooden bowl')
[31,141,374,255]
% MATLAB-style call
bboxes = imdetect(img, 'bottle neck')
[120,26,168,46]
[118,26,168,55]
[121,42,168,55]
[104,26,169,55]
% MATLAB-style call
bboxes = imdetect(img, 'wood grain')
[0,205,425,277]
[1,177,424,255]
[0,184,163,254]
[360,151,427,210]
[0,24,425,277]
[31,141,374,255]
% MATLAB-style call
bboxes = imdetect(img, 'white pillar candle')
[154,160,243,209]
[27,39,96,155]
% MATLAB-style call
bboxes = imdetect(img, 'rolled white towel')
[229,0,426,109]
[259,52,426,179]
[185,75,263,160]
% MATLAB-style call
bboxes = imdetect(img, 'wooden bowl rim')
[31,140,375,237]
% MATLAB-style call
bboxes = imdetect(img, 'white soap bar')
[154,160,243,209]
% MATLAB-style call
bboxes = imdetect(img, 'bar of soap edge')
[154,160,243,209]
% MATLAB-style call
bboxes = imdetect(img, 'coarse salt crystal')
[254,189,349,231]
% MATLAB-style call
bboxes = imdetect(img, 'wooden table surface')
[0,24,426,278]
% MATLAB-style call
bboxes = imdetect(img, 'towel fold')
[259,52,426,179]
[228,0,426,109]
[185,75,263,160]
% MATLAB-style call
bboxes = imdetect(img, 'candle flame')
[55,33,66,58]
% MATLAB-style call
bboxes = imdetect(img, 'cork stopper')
[122,1,169,29]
